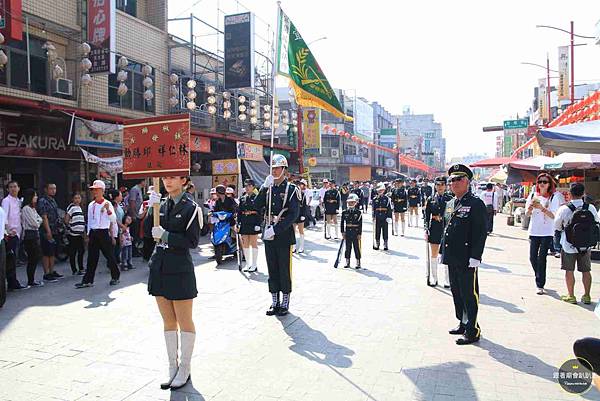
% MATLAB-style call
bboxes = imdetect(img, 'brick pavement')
[1,213,600,401]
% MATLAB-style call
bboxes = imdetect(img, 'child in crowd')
[120,215,134,271]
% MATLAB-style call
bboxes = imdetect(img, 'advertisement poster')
[302,108,320,152]
[236,141,263,161]
[224,12,255,89]
[87,0,116,74]
[74,117,122,149]
[212,159,239,175]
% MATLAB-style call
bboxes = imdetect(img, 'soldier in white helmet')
[341,193,362,269]
[254,154,300,316]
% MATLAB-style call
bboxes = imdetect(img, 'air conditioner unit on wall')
[52,78,73,96]
[330,149,339,158]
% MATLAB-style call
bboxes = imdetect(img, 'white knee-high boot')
[401,219,406,236]
[298,235,304,252]
[160,331,179,389]
[170,331,195,389]
[242,248,251,271]
[442,264,450,287]
[429,259,438,285]
[251,247,258,270]
[333,223,339,239]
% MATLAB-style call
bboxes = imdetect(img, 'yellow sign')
[302,108,321,151]
[212,175,238,188]
[558,46,570,102]
[212,159,238,175]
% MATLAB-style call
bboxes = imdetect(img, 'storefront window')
[108,56,154,113]
[0,35,49,95]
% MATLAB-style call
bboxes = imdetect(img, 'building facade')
[397,107,446,173]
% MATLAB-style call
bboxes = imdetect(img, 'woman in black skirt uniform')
[147,176,202,391]
[293,179,308,253]
[238,179,261,272]
[424,176,453,288]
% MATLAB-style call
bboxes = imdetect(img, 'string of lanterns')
[323,124,396,154]
[80,42,92,87]
[0,33,7,68]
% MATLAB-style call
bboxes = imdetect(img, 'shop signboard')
[191,135,211,153]
[74,117,122,149]
[302,108,320,152]
[87,0,116,74]
[212,159,239,175]
[224,12,255,89]
[212,174,238,188]
[0,0,23,41]
[122,114,190,179]
[236,141,263,161]
[558,46,570,102]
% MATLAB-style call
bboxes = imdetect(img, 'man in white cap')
[75,180,120,288]
[372,183,393,250]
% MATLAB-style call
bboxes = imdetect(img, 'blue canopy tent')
[536,120,600,154]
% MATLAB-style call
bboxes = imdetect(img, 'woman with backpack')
[525,173,565,295]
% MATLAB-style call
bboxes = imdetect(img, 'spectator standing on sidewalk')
[479,183,497,234]
[2,180,26,290]
[554,182,600,305]
[37,183,63,282]
[65,192,86,275]
[75,180,120,288]
[120,215,134,271]
[108,189,125,269]
[127,179,146,256]
[525,173,564,295]
[21,189,44,287]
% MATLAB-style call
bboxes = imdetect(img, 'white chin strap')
[272,168,285,180]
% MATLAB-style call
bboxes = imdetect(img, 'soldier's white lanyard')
[268,182,290,227]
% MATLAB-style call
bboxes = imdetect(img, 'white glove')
[386,218,392,224]
[147,191,162,207]
[152,226,166,240]
[468,258,480,268]
[262,175,274,188]
[300,216,305,221]
[263,225,275,240]
[438,255,443,263]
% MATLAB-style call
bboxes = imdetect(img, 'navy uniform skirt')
[148,247,197,300]
[427,220,444,244]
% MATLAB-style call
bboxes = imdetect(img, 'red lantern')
[345,132,351,138]
[332,127,338,134]
[351,135,357,142]
[337,130,344,136]
[324,124,330,132]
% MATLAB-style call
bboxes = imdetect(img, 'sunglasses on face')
[449,176,464,183]
[537,180,550,184]
[435,182,446,186]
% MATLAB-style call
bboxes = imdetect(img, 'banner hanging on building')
[277,7,351,121]
[87,0,116,74]
[224,12,255,89]
[122,114,190,179]
[0,0,23,41]
[558,46,570,102]
[191,135,211,153]
[302,109,320,152]
[236,141,263,161]
[538,78,548,121]
[80,147,123,174]
[212,159,238,175]
[74,117,122,149]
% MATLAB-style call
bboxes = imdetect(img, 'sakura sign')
[87,0,116,74]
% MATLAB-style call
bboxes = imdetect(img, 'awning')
[542,153,600,170]
[536,120,600,154]
[470,157,513,168]
[507,155,555,171]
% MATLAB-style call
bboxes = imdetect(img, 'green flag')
[277,8,351,121]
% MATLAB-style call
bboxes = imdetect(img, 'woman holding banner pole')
[147,176,202,390]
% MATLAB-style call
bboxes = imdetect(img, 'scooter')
[211,211,237,265]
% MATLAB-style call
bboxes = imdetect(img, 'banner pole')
[153,177,160,242]
[267,1,282,226]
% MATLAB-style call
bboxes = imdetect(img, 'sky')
[168,0,600,160]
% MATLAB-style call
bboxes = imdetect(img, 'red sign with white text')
[0,0,23,41]
[191,135,211,153]
[123,114,191,179]
[87,0,116,74]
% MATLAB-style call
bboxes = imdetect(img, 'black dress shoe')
[443,285,450,289]
[456,335,480,345]
[266,305,280,316]
[448,325,466,335]
[277,307,289,316]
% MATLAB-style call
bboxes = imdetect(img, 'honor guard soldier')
[351,182,363,208]
[407,179,421,227]
[323,180,341,239]
[341,194,362,269]
[420,178,433,205]
[255,154,300,316]
[441,164,488,345]
[391,179,408,236]
[293,179,308,253]
[372,183,393,250]
[237,179,261,272]
[425,176,453,287]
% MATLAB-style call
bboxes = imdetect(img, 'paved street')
[1,213,600,401]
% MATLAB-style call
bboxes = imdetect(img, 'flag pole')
[267,1,282,226]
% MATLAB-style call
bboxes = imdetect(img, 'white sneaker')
[246,265,257,273]
[536,288,544,295]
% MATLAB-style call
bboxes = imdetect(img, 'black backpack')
[565,202,600,252]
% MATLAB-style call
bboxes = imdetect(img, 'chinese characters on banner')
[122,114,191,179]
[191,135,211,153]
[302,108,320,152]
[538,78,548,121]
[558,46,570,102]
[236,141,263,161]
[87,0,116,74]
[212,159,238,190]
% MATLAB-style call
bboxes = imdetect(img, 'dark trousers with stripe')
[344,236,361,260]
[83,229,120,284]
[375,218,388,243]
[449,265,481,338]
[264,242,292,294]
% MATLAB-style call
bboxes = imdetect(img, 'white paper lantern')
[250,100,258,108]
[117,70,128,82]
[187,90,197,100]
[223,110,232,119]
[238,113,247,121]
[142,64,152,76]
[0,32,5,45]
[143,76,153,88]
[117,82,128,96]
[238,104,247,112]
[118,56,128,69]
[80,58,92,71]
[282,117,289,124]
[223,100,231,109]
[291,111,298,119]
[170,85,179,96]
[186,101,196,110]
[207,85,216,95]
[186,79,196,89]
[263,112,271,120]
[264,120,271,128]
[249,108,257,117]
[207,95,216,104]
[169,97,179,107]
[208,105,217,114]
[250,116,258,124]
[292,119,298,126]
[238,95,246,103]
[81,73,92,86]
[282,124,289,131]
[143,90,154,101]
[81,42,91,55]
[292,126,298,133]
[263,104,271,112]
[170,73,179,84]
[273,122,279,129]
[223,91,231,99]
[0,50,7,67]
[53,64,64,79]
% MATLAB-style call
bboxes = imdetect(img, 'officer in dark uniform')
[407,179,421,227]
[372,183,393,250]
[420,178,433,205]
[441,164,488,345]
[238,179,261,272]
[323,180,341,239]
[293,179,308,253]
[391,179,408,236]
[425,176,453,287]
[351,183,363,209]
[341,193,362,269]
[255,154,300,316]
[340,183,350,211]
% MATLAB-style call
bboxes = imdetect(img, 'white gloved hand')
[147,191,162,207]
[152,226,166,240]
[386,218,392,224]
[468,258,480,268]
[263,225,275,240]
[262,175,274,188]
[300,216,305,221]
[438,255,443,263]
